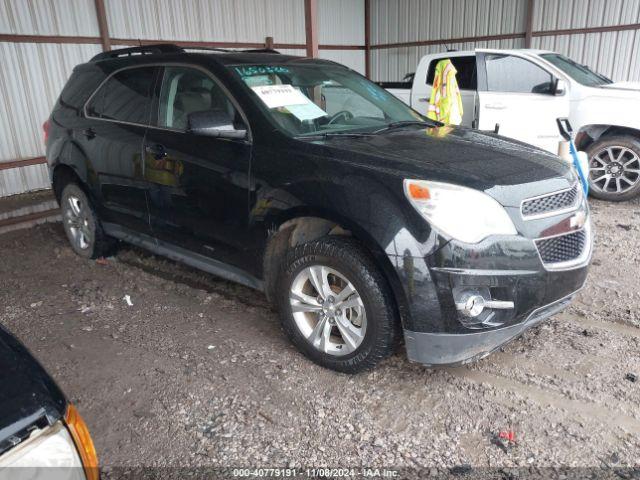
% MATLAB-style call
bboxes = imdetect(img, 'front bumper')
[391,213,592,366]
[404,290,577,366]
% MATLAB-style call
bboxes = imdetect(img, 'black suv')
[45,44,592,373]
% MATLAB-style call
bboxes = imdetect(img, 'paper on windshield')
[251,84,327,121]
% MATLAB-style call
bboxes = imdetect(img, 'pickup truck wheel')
[60,183,114,259]
[277,236,399,373]
[587,136,640,201]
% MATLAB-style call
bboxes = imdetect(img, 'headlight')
[403,179,517,243]
[0,405,98,480]
[0,422,85,479]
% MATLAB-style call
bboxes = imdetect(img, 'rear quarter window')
[54,67,105,113]
[426,56,477,90]
[86,67,156,124]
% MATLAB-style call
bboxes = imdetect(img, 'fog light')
[458,294,487,318]
[454,288,515,320]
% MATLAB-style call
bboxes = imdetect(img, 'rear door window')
[484,54,554,94]
[426,56,477,90]
[86,67,156,124]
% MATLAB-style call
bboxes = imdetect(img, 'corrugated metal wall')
[531,0,640,81]
[371,0,528,80]
[371,0,640,82]
[0,0,103,196]
[0,0,364,197]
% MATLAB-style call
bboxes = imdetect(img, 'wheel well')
[576,125,640,152]
[262,216,406,330]
[263,217,350,302]
[52,164,81,203]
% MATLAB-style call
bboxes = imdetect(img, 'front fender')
[251,171,447,331]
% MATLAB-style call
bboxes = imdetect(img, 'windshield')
[232,63,424,137]
[540,53,612,87]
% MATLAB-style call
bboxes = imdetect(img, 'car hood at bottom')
[309,126,575,206]
[0,325,66,452]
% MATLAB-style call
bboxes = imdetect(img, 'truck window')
[426,56,477,90]
[86,67,156,124]
[485,54,554,94]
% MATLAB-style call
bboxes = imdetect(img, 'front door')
[476,51,570,153]
[144,66,253,273]
[82,66,158,233]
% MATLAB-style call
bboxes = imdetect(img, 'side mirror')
[555,79,568,96]
[187,110,246,139]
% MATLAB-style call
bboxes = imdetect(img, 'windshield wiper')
[372,120,440,134]
[298,131,375,140]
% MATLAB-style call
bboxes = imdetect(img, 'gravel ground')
[0,197,639,475]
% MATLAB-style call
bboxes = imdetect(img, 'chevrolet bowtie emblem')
[570,211,587,229]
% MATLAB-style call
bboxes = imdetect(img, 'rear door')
[82,66,159,233]
[476,51,569,152]
[411,54,477,127]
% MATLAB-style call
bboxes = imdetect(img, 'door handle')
[485,103,507,110]
[145,143,167,158]
[417,97,429,103]
[81,128,95,139]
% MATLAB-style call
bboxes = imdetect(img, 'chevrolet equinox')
[44,44,592,373]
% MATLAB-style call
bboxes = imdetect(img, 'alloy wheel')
[589,146,640,194]
[63,194,93,251]
[289,265,367,356]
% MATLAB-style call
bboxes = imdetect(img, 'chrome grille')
[535,229,587,265]
[521,185,579,218]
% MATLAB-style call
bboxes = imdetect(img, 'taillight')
[64,404,99,480]
[42,119,50,145]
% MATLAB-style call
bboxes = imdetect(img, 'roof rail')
[182,46,281,54]
[90,44,184,62]
[242,48,281,54]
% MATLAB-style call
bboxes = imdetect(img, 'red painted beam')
[0,157,47,171]
[304,0,319,58]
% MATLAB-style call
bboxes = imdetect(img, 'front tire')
[587,136,640,201]
[277,236,399,373]
[60,183,114,259]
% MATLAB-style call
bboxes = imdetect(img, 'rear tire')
[277,236,399,373]
[586,136,640,201]
[60,183,115,259]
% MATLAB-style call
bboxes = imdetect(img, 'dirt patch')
[0,197,638,470]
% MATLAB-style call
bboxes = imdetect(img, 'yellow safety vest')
[426,59,463,126]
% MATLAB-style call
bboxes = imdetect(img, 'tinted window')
[157,67,238,130]
[485,54,554,94]
[86,67,155,124]
[541,53,612,87]
[427,56,477,90]
[56,68,105,113]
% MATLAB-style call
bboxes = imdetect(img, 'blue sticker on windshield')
[235,65,290,77]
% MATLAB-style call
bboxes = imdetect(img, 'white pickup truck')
[381,49,640,201]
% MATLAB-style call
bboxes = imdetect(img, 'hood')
[0,325,66,454]
[600,81,640,92]
[308,126,575,206]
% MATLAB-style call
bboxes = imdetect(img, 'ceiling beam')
[371,32,526,50]
[0,34,101,44]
